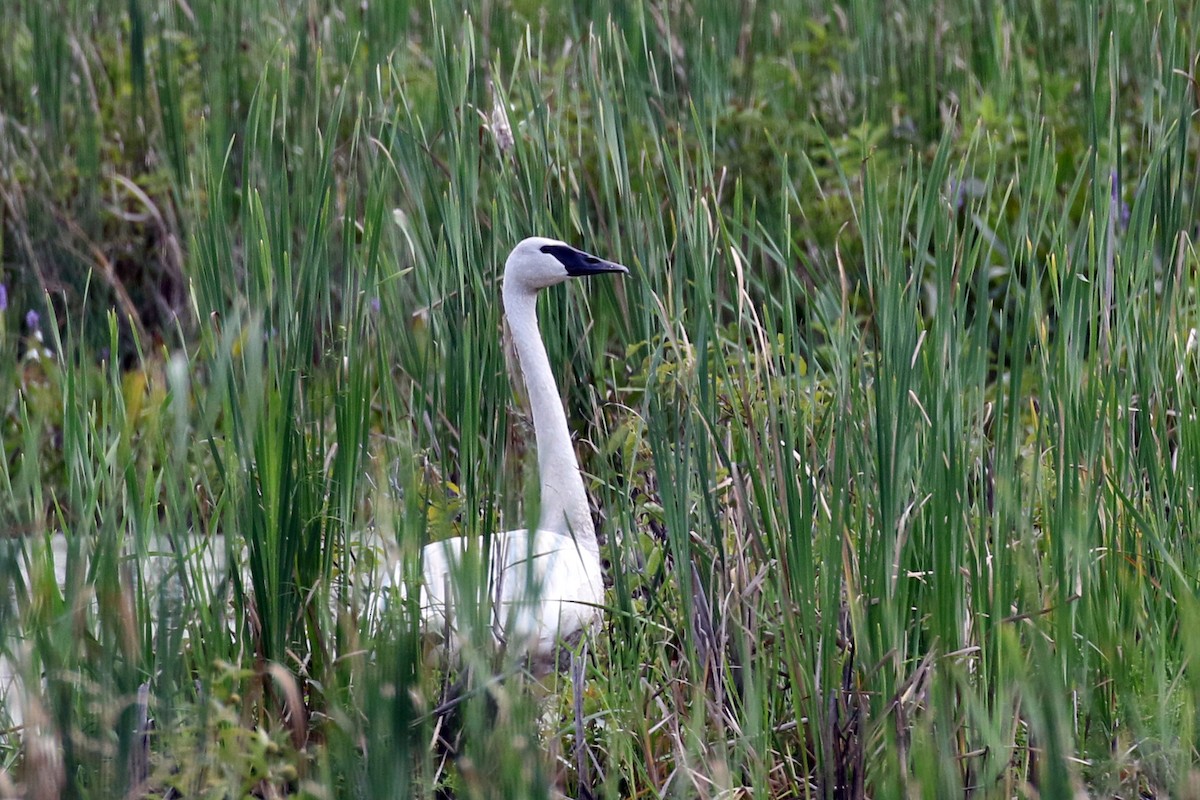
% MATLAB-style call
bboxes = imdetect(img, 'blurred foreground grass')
[1,1,1199,797]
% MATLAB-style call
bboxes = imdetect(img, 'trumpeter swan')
[391,237,626,670]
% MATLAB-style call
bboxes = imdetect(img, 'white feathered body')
[419,529,604,663]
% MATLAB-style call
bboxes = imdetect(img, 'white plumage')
[390,237,626,668]
[418,528,605,664]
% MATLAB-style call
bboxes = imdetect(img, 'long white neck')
[501,280,598,553]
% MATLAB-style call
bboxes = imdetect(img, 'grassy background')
[1,0,1199,797]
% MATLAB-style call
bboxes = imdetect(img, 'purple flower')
[0,284,7,312]
[25,309,39,331]
[370,296,381,313]
[1110,170,1131,231]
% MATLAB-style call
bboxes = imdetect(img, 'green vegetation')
[2,0,1199,797]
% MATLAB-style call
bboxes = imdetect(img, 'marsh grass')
[2,0,1199,797]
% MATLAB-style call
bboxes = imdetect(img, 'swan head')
[504,237,628,291]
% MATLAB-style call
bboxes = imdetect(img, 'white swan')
[391,237,626,669]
